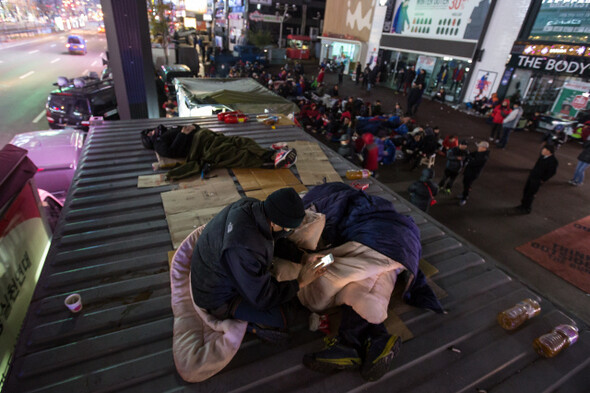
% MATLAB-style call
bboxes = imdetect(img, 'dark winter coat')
[463,150,490,180]
[577,140,590,163]
[408,169,438,212]
[529,154,558,182]
[190,198,299,312]
[445,146,468,172]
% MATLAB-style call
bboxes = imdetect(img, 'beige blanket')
[274,241,405,324]
[170,225,247,383]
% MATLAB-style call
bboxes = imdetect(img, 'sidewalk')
[308,67,590,325]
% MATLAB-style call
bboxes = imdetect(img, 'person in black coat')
[516,145,558,214]
[190,188,326,343]
[459,141,490,206]
[406,83,423,116]
[403,65,416,95]
[408,168,439,212]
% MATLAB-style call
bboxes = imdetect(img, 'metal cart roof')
[5,116,589,393]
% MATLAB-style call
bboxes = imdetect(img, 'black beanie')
[263,187,305,229]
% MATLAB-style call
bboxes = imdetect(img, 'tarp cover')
[175,78,300,115]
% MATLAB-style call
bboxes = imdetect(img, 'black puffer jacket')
[578,140,590,163]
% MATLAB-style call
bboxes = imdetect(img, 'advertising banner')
[390,0,491,42]
[551,81,590,117]
[323,0,375,42]
[511,54,590,78]
[416,55,437,74]
[529,0,590,44]
[0,183,50,388]
[468,70,497,102]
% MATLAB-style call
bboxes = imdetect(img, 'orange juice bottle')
[346,169,372,180]
[497,298,541,330]
[533,324,578,358]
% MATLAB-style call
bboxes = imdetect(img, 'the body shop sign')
[515,55,590,77]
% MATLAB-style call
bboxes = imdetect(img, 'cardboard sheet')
[232,168,301,191]
[161,180,241,215]
[167,205,226,249]
[289,140,342,185]
[295,160,341,185]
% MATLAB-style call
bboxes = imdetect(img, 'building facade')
[498,0,590,118]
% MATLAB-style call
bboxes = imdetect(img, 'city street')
[0,26,107,147]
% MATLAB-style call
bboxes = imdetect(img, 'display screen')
[529,0,590,44]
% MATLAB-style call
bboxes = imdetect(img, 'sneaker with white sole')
[274,148,297,168]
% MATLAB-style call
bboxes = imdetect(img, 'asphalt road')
[0,26,107,147]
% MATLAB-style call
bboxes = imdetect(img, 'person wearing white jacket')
[497,101,524,149]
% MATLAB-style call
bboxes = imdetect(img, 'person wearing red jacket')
[361,132,379,175]
[489,99,511,142]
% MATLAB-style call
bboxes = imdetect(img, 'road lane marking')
[19,71,35,79]
[51,58,61,63]
[28,50,39,54]
[91,60,98,66]
[32,110,45,123]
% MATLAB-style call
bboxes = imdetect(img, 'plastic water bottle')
[533,324,578,358]
[497,298,541,330]
[346,169,372,180]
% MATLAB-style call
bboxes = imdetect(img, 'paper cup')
[65,293,83,313]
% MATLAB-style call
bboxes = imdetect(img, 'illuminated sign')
[521,43,590,58]
[529,0,590,44]
[513,54,590,76]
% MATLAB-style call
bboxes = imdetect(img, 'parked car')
[156,64,195,100]
[66,35,87,55]
[10,128,85,205]
[46,74,119,130]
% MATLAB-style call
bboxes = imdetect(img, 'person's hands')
[181,124,196,134]
[297,253,327,288]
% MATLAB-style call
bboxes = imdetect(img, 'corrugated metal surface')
[5,116,589,393]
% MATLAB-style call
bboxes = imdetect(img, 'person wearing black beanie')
[190,187,326,345]
[516,145,558,214]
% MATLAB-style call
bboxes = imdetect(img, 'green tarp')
[175,78,300,115]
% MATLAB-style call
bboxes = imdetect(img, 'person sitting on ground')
[408,168,438,212]
[541,124,568,150]
[163,98,178,117]
[524,111,540,132]
[372,100,383,116]
[338,134,355,161]
[402,130,425,168]
[141,124,297,180]
[330,84,339,97]
[432,87,446,103]
[393,102,404,117]
[190,187,327,344]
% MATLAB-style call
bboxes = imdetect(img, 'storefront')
[319,36,363,75]
[499,1,590,117]
[379,49,472,100]
[379,0,493,103]
[500,43,590,116]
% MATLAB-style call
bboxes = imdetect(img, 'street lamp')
[276,3,296,49]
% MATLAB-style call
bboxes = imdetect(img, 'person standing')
[459,141,490,206]
[403,64,416,95]
[489,99,511,143]
[355,63,362,85]
[406,83,423,116]
[317,67,325,84]
[568,139,590,186]
[438,140,468,193]
[516,145,558,214]
[408,168,439,212]
[497,101,523,149]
